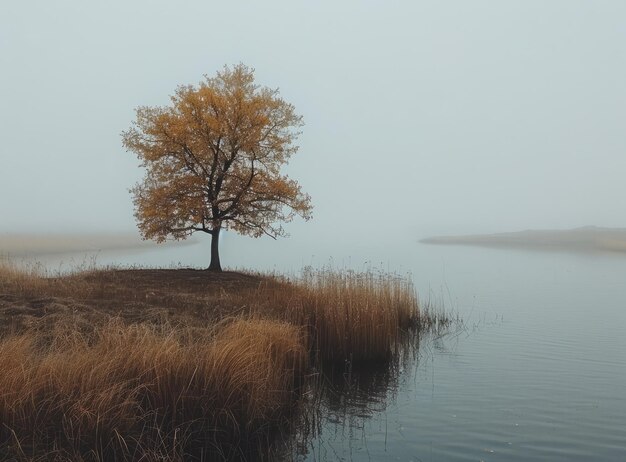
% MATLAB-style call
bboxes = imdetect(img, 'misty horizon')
[2,1,626,252]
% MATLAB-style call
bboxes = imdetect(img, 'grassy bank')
[0,262,440,461]
[0,320,306,461]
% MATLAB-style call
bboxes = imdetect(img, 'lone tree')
[122,64,312,271]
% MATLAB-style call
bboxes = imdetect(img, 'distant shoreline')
[420,226,626,253]
[0,232,196,257]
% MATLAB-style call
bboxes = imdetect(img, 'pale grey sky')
[2,0,625,246]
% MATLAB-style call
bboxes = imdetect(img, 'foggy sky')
[2,0,626,248]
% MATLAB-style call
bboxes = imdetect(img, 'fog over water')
[2,0,626,261]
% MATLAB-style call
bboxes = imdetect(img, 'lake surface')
[11,235,626,461]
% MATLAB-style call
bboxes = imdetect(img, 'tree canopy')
[122,64,312,270]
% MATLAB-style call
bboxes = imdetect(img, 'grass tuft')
[0,319,307,461]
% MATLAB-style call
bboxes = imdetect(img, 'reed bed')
[0,319,307,461]
[252,267,422,362]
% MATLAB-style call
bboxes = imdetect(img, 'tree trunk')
[208,227,222,272]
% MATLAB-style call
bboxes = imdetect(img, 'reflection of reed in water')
[281,332,422,460]
[320,334,418,417]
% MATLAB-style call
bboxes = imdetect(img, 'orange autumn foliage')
[122,64,312,269]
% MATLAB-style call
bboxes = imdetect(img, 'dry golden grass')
[0,261,436,460]
[0,319,307,461]
[251,268,422,362]
[0,262,426,363]
[0,260,49,296]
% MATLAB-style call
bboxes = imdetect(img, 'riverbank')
[0,263,440,461]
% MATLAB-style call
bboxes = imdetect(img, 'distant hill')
[420,226,626,253]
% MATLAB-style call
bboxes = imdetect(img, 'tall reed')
[255,267,421,362]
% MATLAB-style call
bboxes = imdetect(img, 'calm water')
[299,246,626,462]
[15,235,626,461]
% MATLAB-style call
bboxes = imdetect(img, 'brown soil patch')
[0,269,277,338]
